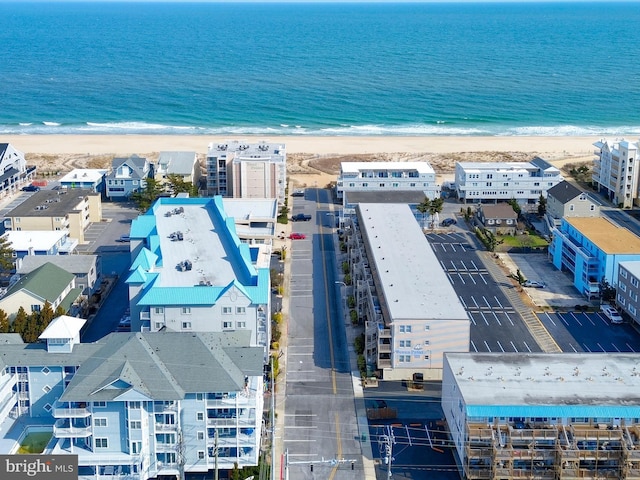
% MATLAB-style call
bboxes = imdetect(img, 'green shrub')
[347,295,356,309]
[344,274,352,285]
[350,309,358,325]
[354,333,365,355]
[342,261,350,274]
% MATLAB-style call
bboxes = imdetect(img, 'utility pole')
[214,429,219,480]
[284,448,289,480]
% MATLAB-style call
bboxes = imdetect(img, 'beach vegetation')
[130,178,168,212]
[166,174,198,197]
[537,194,547,216]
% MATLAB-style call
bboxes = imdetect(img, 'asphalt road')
[282,188,363,480]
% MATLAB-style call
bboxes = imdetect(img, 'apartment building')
[3,189,102,244]
[106,155,152,200]
[455,158,563,206]
[155,151,201,186]
[16,254,99,296]
[549,217,640,299]
[2,230,77,258]
[545,180,601,233]
[592,138,640,208]
[347,203,470,381]
[0,317,264,480]
[443,352,640,480]
[59,169,108,193]
[616,262,640,327]
[206,141,286,205]
[0,142,36,197]
[337,162,439,215]
[127,197,271,361]
[0,263,81,319]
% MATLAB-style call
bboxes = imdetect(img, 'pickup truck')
[291,213,312,222]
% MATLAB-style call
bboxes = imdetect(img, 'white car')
[523,280,545,288]
[601,305,623,324]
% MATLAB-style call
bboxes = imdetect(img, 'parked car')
[289,233,306,240]
[601,305,623,324]
[292,189,305,197]
[523,280,546,288]
[441,218,457,226]
[291,213,312,221]
[21,184,40,192]
[116,234,130,243]
[117,315,131,332]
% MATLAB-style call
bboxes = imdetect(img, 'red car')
[289,233,306,240]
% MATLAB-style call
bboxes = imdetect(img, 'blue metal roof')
[468,404,640,418]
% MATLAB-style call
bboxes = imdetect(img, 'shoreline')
[2,134,615,157]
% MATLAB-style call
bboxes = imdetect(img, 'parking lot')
[427,232,542,353]
[538,311,640,353]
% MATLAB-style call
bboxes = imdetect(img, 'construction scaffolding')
[464,420,640,480]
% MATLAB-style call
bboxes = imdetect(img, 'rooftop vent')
[177,260,192,272]
[170,231,184,242]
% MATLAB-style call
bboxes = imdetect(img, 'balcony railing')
[53,407,91,418]
[53,422,91,438]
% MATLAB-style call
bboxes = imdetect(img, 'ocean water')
[1,1,640,137]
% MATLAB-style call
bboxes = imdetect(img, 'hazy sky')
[4,0,639,3]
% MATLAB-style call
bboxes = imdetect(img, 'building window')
[94,418,107,427]
[236,307,246,314]
[42,366,51,375]
[236,321,246,329]
[155,307,164,314]
[222,307,232,314]
[620,283,627,292]
[43,403,52,412]
[569,204,574,211]
[95,438,108,448]
[590,204,595,211]
[130,421,141,429]
[632,278,639,288]
[182,307,191,315]
[424,355,430,360]
[31,305,41,313]
[621,269,628,279]
[424,340,430,345]
[197,412,204,421]
[223,321,233,329]
[630,305,637,315]
[42,385,51,393]
[129,402,141,409]
[154,322,163,330]
[196,393,204,401]
[399,340,412,348]
[94,401,106,408]
[398,355,411,363]
[182,322,192,330]
[197,431,205,441]
[198,451,205,460]
[132,441,142,454]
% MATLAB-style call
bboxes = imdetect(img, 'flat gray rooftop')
[446,352,640,407]
[7,189,95,217]
[153,202,247,287]
[357,203,468,321]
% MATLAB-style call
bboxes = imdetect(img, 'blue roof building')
[549,217,640,299]
[126,197,271,361]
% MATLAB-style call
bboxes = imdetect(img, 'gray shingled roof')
[108,155,148,180]
[17,254,97,276]
[158,151,197,176]
[547,180,583,204]
[60,331,262,402]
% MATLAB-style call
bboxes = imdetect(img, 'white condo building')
[337,162,439,214]
[206,140,286,205]
[347,203,470,380]
[455,158,563,206]
[592,138,640,208]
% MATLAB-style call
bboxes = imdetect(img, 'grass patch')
[500,234,549,248]
[18,431,52,454]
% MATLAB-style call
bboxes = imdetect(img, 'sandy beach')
[3,134,607,187]
[4,134,602,156]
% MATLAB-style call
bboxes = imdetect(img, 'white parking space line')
[504,314,515,327]
[496,341,505,352]
[582,344,592,352]
[560,314,570,327]
[471,296,480,309]
[288,352,314,356]
[483,296,492,309]
[494,296,503,309]
[491,311,502,326]
[569,312,582,326]
[479,311,489,326]
[585,314,596,326]
[470,340,478,352]
[544,312,557,327]
[596,343,606,352]
[478,273,488,285]
[510,341,519,352]
[611,344,621,352]
[568,344,579,352]
[484,341,491,351]
[523,342,532,353]
[626,344,636,352]
[459,296,468,309]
